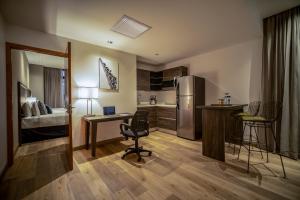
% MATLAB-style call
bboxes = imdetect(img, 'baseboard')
[150,127,177,135]
[157,128,177,135]
[73,137,124,151]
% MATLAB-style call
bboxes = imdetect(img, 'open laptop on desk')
[103,106,131,116]
[103,106,116,115]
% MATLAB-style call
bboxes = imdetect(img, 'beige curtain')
[44,67,64,108]
[262,6,300,159]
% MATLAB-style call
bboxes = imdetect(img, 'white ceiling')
[1,0,299,64]
[25,51,67,69]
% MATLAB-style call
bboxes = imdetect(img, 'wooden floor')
[1,131,300,200]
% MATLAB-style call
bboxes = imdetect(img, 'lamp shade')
[76,87,99,99]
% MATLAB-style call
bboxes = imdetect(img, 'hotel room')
[0,0,299,199]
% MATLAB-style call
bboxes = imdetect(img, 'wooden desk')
[201,105,246,161]
[82,113,134,157]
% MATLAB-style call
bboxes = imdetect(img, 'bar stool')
[229,101,261,154]
[237,101,286,178]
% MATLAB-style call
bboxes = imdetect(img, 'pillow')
[38,101,48,115]
[31,101,40,116]
[21,102,32,117]
[45,104,53,114]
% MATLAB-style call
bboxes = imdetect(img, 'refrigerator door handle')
[176,81,180,110]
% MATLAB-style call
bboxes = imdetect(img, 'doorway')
[5,42,73,170]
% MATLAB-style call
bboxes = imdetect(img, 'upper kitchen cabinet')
[163,66,188,81]
[150,71,163,91]
[137,69,150,91]
[162,66,188,90]
[137,66,188,91]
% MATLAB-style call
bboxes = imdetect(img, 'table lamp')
[76,87,99,116]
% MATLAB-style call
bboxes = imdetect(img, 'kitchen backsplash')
[138,90,176,105]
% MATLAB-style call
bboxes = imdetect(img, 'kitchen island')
[201,104,246,161]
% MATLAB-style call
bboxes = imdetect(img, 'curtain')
[261,6,300,159]
[63,69,69,106]
[44,67,65,108]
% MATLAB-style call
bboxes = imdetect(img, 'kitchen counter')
[202,104,246,161]
[137,104,176,108]
[200,104,247,110]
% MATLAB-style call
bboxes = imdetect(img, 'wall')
[137,90,176,105]
[137,62,161,71]
[6,25,137,148]
[29,64,44,102]
[0,13,7,175]
[163,39,262,104]
[71,41,137,147]
[11,49,30,152]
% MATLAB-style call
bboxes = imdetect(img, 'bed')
[18,82,69,144]
[21,108,68,129]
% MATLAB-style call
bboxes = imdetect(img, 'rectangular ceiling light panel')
[111,15,151,39]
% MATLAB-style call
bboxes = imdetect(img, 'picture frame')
[98,58,119,91]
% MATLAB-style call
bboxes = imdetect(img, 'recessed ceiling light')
[111,15,151,39]
[107,40,113,44]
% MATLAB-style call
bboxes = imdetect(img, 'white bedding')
[21,108,68,129]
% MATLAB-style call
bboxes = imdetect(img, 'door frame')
[5,42,73,170]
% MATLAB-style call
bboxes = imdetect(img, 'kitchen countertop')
[199,104,247,110]
[137,104,177,108]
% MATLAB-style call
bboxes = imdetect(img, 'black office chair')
[120,110,152,161]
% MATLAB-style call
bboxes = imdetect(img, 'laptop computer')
[103,106,116,115]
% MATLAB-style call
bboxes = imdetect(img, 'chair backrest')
[131,110,149,132]
[259,101,282,121]
[248,101,261,116]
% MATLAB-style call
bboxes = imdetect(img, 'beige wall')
[0,13,7,175]
[11,50,30,152]
[6,25,137,148]
[71,40,137,147]
[163,39,262,104]
[29,64,44,102]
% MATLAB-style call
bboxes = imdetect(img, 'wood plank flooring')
[1,131,300,200]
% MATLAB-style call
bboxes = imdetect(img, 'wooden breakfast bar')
[201,104,246,161]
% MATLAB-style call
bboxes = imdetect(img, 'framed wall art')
[98,58,119,91]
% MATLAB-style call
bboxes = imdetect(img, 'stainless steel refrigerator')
[176,76,205,140]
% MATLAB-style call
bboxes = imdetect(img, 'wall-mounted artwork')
[99,58,119,91]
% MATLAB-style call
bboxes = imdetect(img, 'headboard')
[18,81,31,112]
[17,81,31,145]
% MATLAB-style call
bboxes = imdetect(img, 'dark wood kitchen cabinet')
[137,106,176,130]
[163,66,188,81]
[137,107,157,128]
[137,69,150,91]
[156,107,176,131]
[137,66,188,91]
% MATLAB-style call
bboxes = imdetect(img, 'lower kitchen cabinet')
[137,106,176,131]
[157,117,176,131]
[137,107,157,128]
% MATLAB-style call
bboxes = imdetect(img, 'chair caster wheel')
[137,157,141,162]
